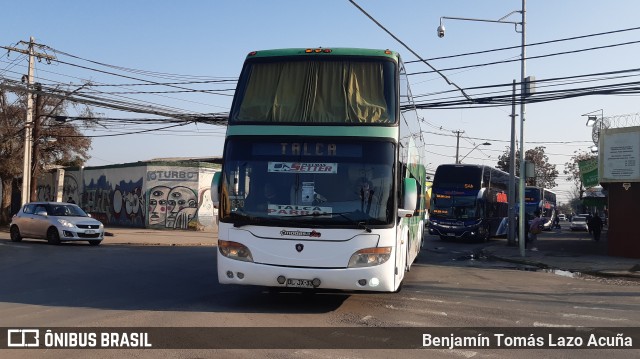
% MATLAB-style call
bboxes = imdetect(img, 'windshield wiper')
[285,211,373,233]
[230,211,312,228]
[336,212,372,233]
[272,212,371,233]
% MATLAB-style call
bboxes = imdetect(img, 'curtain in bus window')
[343,62,389,123]
[236,61,390,123]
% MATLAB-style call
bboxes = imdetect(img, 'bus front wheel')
[479,227,490,242]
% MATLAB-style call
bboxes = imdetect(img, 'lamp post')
[437,0,527,255]
[583,109,604,154]
[458,142,491,163]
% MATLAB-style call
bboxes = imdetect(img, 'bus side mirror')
[398,177,417,218]
[211,172,221,208]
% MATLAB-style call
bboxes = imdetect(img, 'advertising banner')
[599,126,640,182]
[578,158,599,188]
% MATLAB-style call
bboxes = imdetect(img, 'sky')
[3,0,640,204]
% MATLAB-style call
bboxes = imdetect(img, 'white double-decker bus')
[212,48,427,292]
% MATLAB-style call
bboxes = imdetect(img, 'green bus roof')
[245,47,399,61]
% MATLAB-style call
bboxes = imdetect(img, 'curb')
[482,250,640,280]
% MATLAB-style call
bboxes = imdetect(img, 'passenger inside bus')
[244,182,281,212]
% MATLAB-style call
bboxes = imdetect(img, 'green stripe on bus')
[226,126,399,138]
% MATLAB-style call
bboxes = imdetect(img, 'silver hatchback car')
[10,202,105,245]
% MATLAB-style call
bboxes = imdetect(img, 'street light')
[458,142,491,163]
[583,109,605,154]
[437,0,527,256]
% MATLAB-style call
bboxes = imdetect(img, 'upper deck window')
[230,57,397,124]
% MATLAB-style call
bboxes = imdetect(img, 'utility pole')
[454,130,465,164]
[508,80,517,245]
[6,37,55,205]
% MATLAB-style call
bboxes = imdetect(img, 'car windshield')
[573,216,585,221]
[46,204,89,217]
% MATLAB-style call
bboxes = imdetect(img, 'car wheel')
[88,240,102,246]
[47,227,61,245]
[10,225,22,242]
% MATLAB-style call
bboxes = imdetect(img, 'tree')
[0,90,25,223]
[495,145,559,189]
[564,150,596,200]
[0,87,94,223]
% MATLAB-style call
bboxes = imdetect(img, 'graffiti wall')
[34,162,218,231]
[83,166,146,228]
[197,168,217,230]
[146,166,200,230]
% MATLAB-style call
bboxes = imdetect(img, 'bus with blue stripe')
[428,164,514,242]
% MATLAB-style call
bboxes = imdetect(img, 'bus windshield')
[431,193,478,219]
[230,57,397,124]
[219,137,395,226]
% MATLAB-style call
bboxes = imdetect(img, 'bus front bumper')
[217,255,398,292]
[428,223,481,240]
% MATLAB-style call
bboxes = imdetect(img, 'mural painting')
[31,162,218,231]
[63,173,79,204]
[83,173,145,228]
[112,179,145,227]
[197,188,215,229]
[146,168,200,229]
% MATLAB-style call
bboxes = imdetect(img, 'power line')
[405,25,640,63]
[347,0,472,100]
[408,39,640,76]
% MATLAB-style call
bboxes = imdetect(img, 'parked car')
[10,202,104,245]
[557,214,566,221]
[569,215,589,232]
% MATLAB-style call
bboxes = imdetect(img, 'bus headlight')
[218,240,254,262]
[347,247,391,268]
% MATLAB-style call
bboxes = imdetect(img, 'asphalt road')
[1,232,639,358]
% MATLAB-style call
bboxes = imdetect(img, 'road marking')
[573,305,624,311]
[435,349,478,358]
[385,304,448,317]
[0,243,32,249]
[562,313,628,321]
[533,322,574,327]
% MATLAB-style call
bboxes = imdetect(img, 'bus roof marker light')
[323,49,332,53]
[248,51,257,56]
[305,49,313,53]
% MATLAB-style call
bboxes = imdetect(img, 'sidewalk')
[102,226,218,246]
[0,225,217,247]
[481,228,640,280]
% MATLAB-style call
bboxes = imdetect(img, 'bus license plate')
[286,278,314,288]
